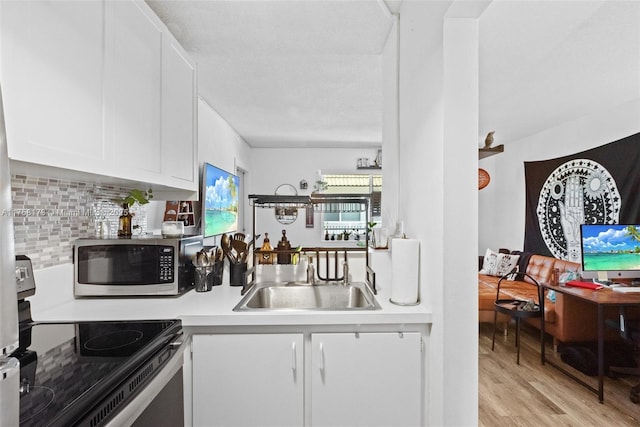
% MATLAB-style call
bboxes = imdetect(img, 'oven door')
[105,339,187,427]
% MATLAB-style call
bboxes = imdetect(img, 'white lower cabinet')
[191,331,423,427]
[191,333,304,427]
[311,332,422,427]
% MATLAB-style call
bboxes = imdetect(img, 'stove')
[11,319,182,427]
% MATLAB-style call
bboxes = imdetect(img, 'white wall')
[197,98,252,247]
[381,16,399,236]
[478,98,640,254]
[394,1,478,425]
[248,147,380,247]
[147,98,252,245]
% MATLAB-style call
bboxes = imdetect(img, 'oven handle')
[169,338,184,350]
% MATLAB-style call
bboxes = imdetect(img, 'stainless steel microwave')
[73,236,203,297]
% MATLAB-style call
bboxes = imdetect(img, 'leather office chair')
[492,270,544,365]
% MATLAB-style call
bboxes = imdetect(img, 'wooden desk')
[540,283,640,403]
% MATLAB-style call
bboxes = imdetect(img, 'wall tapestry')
[524,132,640,262]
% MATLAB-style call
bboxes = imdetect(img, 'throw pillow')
[479,248,520,277]
[495,252,520,277]
[479,248,499,275]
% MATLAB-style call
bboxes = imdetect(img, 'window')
[320,174,382,242]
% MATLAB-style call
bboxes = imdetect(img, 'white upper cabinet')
[162,31,197,187]
[104,0,163,179]
[1,0,106,171]
[0,0,197,192]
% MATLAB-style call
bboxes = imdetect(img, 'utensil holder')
[195,266,213,292]
[230,262,248,287]
[208,260,224,287]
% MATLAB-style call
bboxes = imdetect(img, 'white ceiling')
[479,0,640,147]
[146,0,393,148]
[146,0,640,149]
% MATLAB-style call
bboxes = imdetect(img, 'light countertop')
[30,264,431,327]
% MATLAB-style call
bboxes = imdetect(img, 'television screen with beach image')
[202,163,239,237]
[580,224,640,272]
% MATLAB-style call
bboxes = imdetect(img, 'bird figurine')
[484,131,495,148]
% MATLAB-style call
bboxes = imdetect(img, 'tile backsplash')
[11,174,147,269]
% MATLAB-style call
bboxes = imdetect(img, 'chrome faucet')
[342,261,349,285]
[307,256,315,285]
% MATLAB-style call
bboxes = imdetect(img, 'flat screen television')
[580,223,640,280]
[201,162,239,238]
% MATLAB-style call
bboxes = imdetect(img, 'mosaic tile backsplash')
[11,174,147,270]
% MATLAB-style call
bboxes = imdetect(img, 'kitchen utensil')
[193,249,210,267]
[207,247,219,264]
[232,233,246,241]
[221,233,236,263]
[240,234,260,263]
[231,239,247,261]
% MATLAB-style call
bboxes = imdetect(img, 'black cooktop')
[11,319,182,427]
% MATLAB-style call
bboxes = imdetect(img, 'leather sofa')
[479,254,620,345]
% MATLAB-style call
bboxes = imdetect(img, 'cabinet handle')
[319,342,326,380]
[291,341,297,377]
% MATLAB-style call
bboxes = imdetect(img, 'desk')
[540,283,640,403]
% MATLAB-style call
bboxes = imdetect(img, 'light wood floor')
[479,322,640,426]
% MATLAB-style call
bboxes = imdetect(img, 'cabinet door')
[192,334,304,427]
[311,332,422,427]
[1,0,105,169]
[104,0,162,177]
[162,32,197,189]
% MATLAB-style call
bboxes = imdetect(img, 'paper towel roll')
[391,238,420,305]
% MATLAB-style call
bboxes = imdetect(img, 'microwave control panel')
[159,247,175,283]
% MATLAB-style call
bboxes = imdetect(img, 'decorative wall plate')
[478,168,490,190]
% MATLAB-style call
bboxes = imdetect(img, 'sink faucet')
[307,256,315,285]
[342,261,349,285]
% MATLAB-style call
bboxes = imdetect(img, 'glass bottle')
[259,233,274,264]
[276,229,292,264]
[118,203,132,237]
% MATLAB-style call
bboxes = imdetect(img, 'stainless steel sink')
[233,282,380,311]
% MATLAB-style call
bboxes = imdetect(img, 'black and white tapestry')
[524,132,640,262]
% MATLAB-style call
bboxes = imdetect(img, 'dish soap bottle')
[118,203,132,237]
